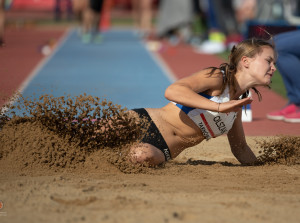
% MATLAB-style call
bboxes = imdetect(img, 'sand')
[0,96,300,223]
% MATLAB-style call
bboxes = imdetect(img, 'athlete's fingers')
[241,96,253,103]
[238,97,253,107]
[219,98,253,113]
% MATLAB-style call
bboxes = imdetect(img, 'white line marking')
[141,39,177,83]
[19,28,73,94]
[1,28,73,115]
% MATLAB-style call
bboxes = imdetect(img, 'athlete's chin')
[263,76,272,85]
[265,79,272,85]
[256,79,271,87]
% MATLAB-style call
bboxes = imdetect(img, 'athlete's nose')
[271,63,276,73]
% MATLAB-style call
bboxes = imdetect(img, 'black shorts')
[131,108,171,161]
[90,0,104,13]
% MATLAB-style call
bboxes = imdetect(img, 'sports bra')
[173,85,238,140]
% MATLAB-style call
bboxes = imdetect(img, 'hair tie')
[229,64,235,70]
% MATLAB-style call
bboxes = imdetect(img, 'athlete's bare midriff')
[146,103,205,158]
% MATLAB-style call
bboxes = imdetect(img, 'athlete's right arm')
[165,70,222,112]
[164,69,252,113]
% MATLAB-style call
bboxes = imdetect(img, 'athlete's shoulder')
[202,68,224,87]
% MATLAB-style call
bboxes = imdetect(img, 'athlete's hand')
[218,97,253,113]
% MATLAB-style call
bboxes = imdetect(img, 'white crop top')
[173,86,238,140]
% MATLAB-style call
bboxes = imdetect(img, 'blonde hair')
[209,38,276,100]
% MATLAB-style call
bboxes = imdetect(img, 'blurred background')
[1,0,300,132]
[2,0,300,98]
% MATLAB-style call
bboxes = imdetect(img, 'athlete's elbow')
[164,85,176,101]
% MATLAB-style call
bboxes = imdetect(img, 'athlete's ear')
[241,56,250,68]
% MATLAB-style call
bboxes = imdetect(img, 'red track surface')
[1,27,299,136]
[0,27,64,106]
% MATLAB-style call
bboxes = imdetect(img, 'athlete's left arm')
[227,110,258,165]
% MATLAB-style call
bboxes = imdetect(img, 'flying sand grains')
[0,94,150,172]
[256,136,300,165]
[1,94,299,172]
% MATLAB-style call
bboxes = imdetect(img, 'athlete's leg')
[129,143,166,166]
[275,30,300,105]
[128,108,171,165]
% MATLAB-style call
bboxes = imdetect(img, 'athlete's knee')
[129,144,165,165]
[130,149,153,163]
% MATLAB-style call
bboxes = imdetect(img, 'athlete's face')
[246,46,277,86]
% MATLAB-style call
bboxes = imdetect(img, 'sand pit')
[0,96,300,223]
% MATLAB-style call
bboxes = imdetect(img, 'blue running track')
[20,29,172,110]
